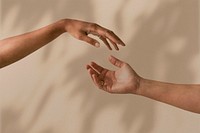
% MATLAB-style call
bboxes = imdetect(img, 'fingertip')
[119,40,126,46]
[120,42,126,46]
[109,55,115,60]
[86,64,90,69]
[87,68,91,73]
[83,36,100,48]
[90,61,99,67]
[108,55,114,64]
[113,45,119,50]
[90,61,95,66]
[107,45,112,50]
[94,42,100,48]
[88,68,92,74]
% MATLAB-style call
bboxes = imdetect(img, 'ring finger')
[98,36,112,50]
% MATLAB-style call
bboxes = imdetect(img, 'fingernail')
[95,42,100,47]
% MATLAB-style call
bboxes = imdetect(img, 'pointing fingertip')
[122,43,126,46]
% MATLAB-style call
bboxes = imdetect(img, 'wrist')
[134,77,146,95]
[56,19,70,33]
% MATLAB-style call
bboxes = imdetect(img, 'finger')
[109,55,124,68]
[104,30,126,46]
[86,64,92,70]
[98,69,108,80]
[108,39,119,51]
[98,30,125,46]
[90,62,105,74]
[78,33,100,48]
[88,69,98,84]
[87,24,125,46]
[88,72,99,87]
[92,74,103,89]
[90,70,109,92]
[86,65,100,86]
[87,31,112,50]
[99,36,112,50]
[86,65,99,76]
[87,64,108,85]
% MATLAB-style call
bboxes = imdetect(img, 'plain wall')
[1,0,200,133]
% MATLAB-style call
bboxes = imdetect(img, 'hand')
[86,55,141,94]
[62,19,125,50]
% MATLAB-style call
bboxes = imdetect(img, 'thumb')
[109,55,124,68]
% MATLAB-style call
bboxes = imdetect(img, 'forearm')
[137,78,200,113]
[0,19,67,68]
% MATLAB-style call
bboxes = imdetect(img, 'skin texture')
[0,19,125,68]
[87,55,200,114]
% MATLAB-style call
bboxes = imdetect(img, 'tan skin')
[0,19,125,68]
[2,18,199,114]
[86,55,200,114]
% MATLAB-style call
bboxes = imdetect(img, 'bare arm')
[138,79,200,113]
[0,20,64,68]
[0,19,125,68]
[87,55,200,114]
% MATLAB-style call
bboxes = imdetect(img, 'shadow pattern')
[1,0,199,133]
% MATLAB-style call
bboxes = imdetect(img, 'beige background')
[1,0,200,133]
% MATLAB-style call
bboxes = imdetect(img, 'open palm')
[86,56,141,94]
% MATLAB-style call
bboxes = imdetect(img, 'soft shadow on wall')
[1,0,199,133]
[116,0,199,84]
[1,86,54,133]
[2,0,95,60]
[1,0,95,133]
[64,0,199,133]
[117,0,199,131]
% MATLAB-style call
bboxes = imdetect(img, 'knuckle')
[91,23,99,30]
[77,34,84,40]
[92,23,98,27]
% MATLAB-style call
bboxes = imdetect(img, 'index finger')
[90,62,105,74]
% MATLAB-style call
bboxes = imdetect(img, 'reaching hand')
[86,55,141,94]
[63,19,125,50]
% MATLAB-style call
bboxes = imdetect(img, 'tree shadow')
[121,0,199,84]
[63,0,199,133]
[1,86,54,133]
[1,0,95,133]
[1,0,199,133]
